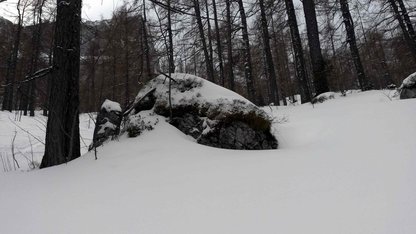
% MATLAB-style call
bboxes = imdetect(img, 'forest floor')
[0,90,415,234]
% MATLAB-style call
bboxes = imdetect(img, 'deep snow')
[0,90,415,234]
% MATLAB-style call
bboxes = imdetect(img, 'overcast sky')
[0,0,123,22]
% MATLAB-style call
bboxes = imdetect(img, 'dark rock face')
[168,111,278,150]
[90,101,122,150]
[400,73,416,99]
[198,121,277,150]
[400,86,416,99]
[171,113,203,139]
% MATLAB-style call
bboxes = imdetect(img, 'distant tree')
[258,0,279,104]
[236,0,256,102]
[339,0,370,90]
[302,0,329,96]
[284,0,311,103]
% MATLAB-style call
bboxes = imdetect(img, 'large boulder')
[90,99,122,149]
[399,72,416,99]
[127,73,278,150]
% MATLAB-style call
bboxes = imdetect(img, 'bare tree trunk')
[225,0,235,90]
[41,0,82,168]
[193,0,215,82]
[212,0,225,86]
[397,0,416,41]
[2,0,23,111]
[167,0,175,74]
[388,0,416,63]
[142,0,152,81]
[259,0,279,104]
[302,0,329,96]
[237,0,256,102]
[204,0,215,82]
[124,12,130,107]
[339,0,369,90]
[284,0,311,103]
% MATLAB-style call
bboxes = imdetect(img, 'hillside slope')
[0,90,415,234]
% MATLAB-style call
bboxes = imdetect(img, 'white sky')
[0,0,124,22]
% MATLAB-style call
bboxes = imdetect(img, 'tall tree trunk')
[212,0,225,86]
[124,13,130,107]
[284,0,311,103]
[193,0,215,82]
[167,0,175,73]
[339,0,369,90]
[204,0,215,82]
[225,0,235,90]
[302,0,329,96]
[142,0,152,81]
[2,0,23,111]
[41,0,82,168]
[237,0,256,102]
[28,0,46,116]
[388,0,416,63]
[397,0,416,41]
[259,0,279,104]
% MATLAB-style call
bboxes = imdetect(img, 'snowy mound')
[126,73,277,150]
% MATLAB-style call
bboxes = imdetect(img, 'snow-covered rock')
[399,72,416,99]
[311,92,336,104]
[128,73,278,150]
[90,99,122,149]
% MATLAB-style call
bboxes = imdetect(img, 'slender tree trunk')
[142,0,152,81]
[302,0,329,96]
[397,0,416,41]
[225,0,235,90]
[339,0,369,90]
[237,0,256,102]
[2,0,23,111]
[212,0,225,86]
[204,0,215,82]
[28,0,45,116]
[167,0,175,73]
[193,0,215,82]
[284,0,311,103]
[259,0,279,104]
[41,0,82,168]
[124,13,130,107]
[388,0,416,63]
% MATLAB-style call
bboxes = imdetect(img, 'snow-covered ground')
[0,90,415,234]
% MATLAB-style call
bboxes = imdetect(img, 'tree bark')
[225,0,235,90]
[2,0,23,111]
[167,0,175,73]
[388,0,416,63]
[284,0,311,103]
[259,0,279,104]
[41,0,82,168]
[339,0,369,90]
[302,0,329,96]
[212,0,225,86]
[237,0,256,102]
[193,0,215,82]
[204,0,215,82]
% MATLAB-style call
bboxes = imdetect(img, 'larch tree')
[302,0,329,96]
[236,0,256,102]
[339,0,370,90]
[259,0,279,104]
[40,0,82,168]
[284,0,311,103]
